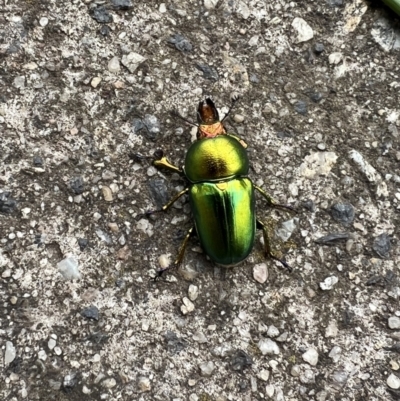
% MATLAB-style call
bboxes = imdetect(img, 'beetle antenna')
[221,95,240,122]
[170,110,198,127]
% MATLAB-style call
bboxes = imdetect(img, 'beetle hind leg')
[140,188,189,219]
[154,227,195,280]
[254,185,296,213]
[256,219,292,273]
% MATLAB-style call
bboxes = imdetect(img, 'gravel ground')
[1,1,400,400]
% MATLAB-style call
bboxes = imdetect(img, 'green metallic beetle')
[381,0,400,16]
[149,98,294,277]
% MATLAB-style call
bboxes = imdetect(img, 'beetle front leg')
[144,188,189,217]
[256,219,292,273]
[153,154,183,175]
[154,226,195,280]
[254,185,296,213]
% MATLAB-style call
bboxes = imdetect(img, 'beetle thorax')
[184,135,249,182]
[197,122,226,140]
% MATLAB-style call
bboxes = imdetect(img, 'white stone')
[204,0,218,9]
[299,152,338,178]
[159,3,166,13]
[257,369,270,381]
[387,374,400,389]
[181,297,195,314]
[199,361,215,377]
[38,350,47,361]
[267,325,280,338]
[108,56,120,73]
[188,284,199,301]
[325,320,338,337]
[102,378,116,388]
[389,316,400,329]
[329,52,343,65]
[121,52,147,74]
[57,257,81,280]
[292,18,314,43]
[5,341,16,365]
[48,338,56,350]
[319,276,338,290]
[302,348,319,366]
[158,254,171,269]
[39,17,49,27]
[236,1,250,19]
[276,218,299,242]
[258,338,280,355]
[193,331,207,343]
[265,384,275,398]
[253,263,268,283]
[329,346,342,363]
[13,76,25,89]
[138,376,151,392]
[91,77,101,88]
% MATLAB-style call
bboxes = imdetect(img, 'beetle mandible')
[147,97,295,277]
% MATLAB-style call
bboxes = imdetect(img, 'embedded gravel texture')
[1,1,400,400]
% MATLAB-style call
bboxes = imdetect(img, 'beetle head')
[197,98,226,139]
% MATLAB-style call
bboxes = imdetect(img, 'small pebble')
[108,56,120,73]
[314,43,324,54]
[57,257,81,280]
[302,348,319,366]
[253,263,268,283]
[5,341,16,365]
[181,297,195,314]
[257,369,270,381]
[204,0,219,9]
[300,369,316,384]
[48,338,56,350]
[193,332,207,343]
[329,346,342,363]
[188,284,199,301]
[292,17,314,43]
[108,222,119,232]
[233,114,245,123]
[91,77,102,88]
[102,378,116,389]
[138,377,151,392]
[258,338,280,355]
[38,350,47,361]
[291,365,301,377]
[102,186,113,202]
[81,305,99,320]
[325,320,338,337]
[387,374,400,389]
[267,325,280,338]
[199,361,215,377]
[389,317,400,329]
[265,384,275,397]
[320,276,338,290]
[39,17,49,27]
[54,346,62,356]
[159,3,166,12]
[158,254,171,269]
[82,386,91,394]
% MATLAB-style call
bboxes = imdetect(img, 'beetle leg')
[254,185,296,213]
[153,156,183,174]
[256,219,292,273]
[154,227,195,280]
[144,188,189,217]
